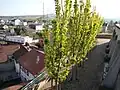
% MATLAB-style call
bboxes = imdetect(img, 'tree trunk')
[58,78,61,90]
[55,79,58,90]
[51,78,53,89]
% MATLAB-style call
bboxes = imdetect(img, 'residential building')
[29,23,44,31]
[0,29,6,40]
[36,24,44,31]
[10,19,16,25]
[23,22,27,26]
[15,49,44,81]
[15,19,22,26]
[0,25,7,36]
[0,52,7,63]
[12,45,29,73]
[10,19,22,26]
[0,44,20,57]
[5,36,33,44]
[0,44,20,83]
[13,45,29,60]
[3,25,8,30]
[22,19,28,26]
[0,19,5,25]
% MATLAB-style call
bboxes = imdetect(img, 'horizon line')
[0,13,55,17]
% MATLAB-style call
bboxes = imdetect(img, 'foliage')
[14,25,27,35]
[44,0,103,89]
[45,0,72,84]
[68,0,103,65]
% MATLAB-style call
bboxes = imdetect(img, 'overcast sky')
[0,0,119,19]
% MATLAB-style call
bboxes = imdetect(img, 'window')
[24,78,26,81]
[27,70,29,76]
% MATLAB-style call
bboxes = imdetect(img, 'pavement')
[62,38,110,90]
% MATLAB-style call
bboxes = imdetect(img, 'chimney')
[36,56,40,64]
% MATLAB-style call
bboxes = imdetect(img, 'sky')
[0,0,119,19]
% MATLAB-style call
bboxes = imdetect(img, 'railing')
[19,70,48,90]
[96,33,112,39]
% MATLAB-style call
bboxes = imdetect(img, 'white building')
[23,22,27,26]
[0,19,5,25]
[0,29,6,40]
[35,24,44,31]
[5,36,33,44]
[3,25,9,30]
[15,19,22,26]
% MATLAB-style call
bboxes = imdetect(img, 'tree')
[44,0,103,89]
[14,25,27,35]
[67,0,103,80]
[14,26,21,35]
[44,0,72,89]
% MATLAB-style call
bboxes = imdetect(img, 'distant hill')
[0,14,55,20]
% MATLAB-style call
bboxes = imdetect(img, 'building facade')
[5,36,33,44]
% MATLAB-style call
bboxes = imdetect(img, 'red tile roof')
[19,49,44,75]
[13,45,28,60]
[3,83,26,90]
[0,52,7,63]
[0,44,20,55]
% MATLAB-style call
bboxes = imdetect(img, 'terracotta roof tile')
[0,44,20,55]
[13,45,28,60]
[0,52,7,63]
[3,83,27,90]
[19,49,44,75]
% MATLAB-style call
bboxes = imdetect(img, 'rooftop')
[0,44,20,55]
[19,49,44,75]
[0,52,7,63]
[13,45,28,60]
[3,83,27,90]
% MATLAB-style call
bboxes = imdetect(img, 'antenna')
[43,0,44,19]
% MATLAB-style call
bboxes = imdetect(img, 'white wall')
[24,36,33,44]
[15,19,21,25]
[5,36,33,44]
[0,20,5,25]
[14,60,20,73]
[36,25,43,31]
[20,66,34,81]
[23,22,27,26]
[3,25,8,29]
[6,36,24,43]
